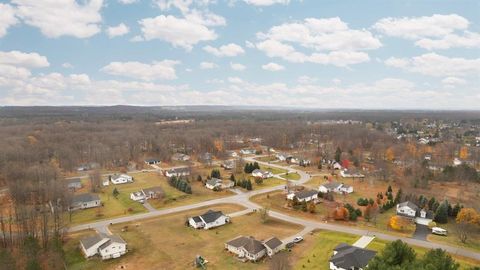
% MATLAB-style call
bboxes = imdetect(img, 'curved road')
[68,155,480,261]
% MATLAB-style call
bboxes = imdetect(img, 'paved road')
[67,155,480,262]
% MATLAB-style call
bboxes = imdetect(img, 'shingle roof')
[200,210,225,223]
[263,237,282,250]
[72,193,100,204]
[398,201,419,211]
[80,234,104,250]
[330,244,377,269]
[98,234,127,250]
[227,236,265,255]
[295,190,318,200]
[321,182,342,189]
[142,186,164,195]
[206,178,222,186]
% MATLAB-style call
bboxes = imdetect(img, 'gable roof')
[206,178,222,186]
[227,236,266,255]
[398,201,419,211]
[294,190,318,200]
[80,234,105,250]
[321,182,342,189]
[330,243,376,269]
[98,234,127,250]
[142,186,164,195]
[200,210,225,223]
[72,193,100,204]
[263,237,282,250]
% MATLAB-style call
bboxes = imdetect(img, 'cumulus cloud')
[255,17,380,66]
[200,62,218,69]
[230,63,246,71]
[203,43,245,57]
[244,0,290,6]
[0,4,18,38]
[385,53,480,77]
[62,62,74,69]
[442,77,466,87]
[262,62,285,71]
[118,0,137,4]
[139,15,217,50]
[154,0,226,26]
[0,51,49,68]
[101,60,179,81]
[106,23,129,38]
[12,0,103,38]
[415,31,480,50]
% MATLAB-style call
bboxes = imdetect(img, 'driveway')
[412,224,430,241]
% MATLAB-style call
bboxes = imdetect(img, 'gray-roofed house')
[130,186,164,202]
[188,210,230,229]
[263,237,283,257]
[66,178,82,190]
[80,233,127,260]
[164,167,191,178]
[286,189,319,203]
[396,201,419,218]
[70,193,101,210]
[319,182,353,194]
[144,158,160,165]
[225,236,267,261]
[329,243,376,270]
[205,178,234,190]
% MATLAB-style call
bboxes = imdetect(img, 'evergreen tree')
[435,201,449,224]
[420,249,459,270]
[246,179,253,190]
[230,174,236,186]
[197,175,202,182]
[112,187,119,198]
[335,147,342,162]
[253,162,260,170]
[366,240,416,270]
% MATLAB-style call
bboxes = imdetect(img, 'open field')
[259,165,287,175]
[254,156,277,162]
[292,230,479,270]
[65,204,303,270]
[281,172,301,180]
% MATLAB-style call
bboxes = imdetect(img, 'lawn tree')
[366,240,416,270]
[421,249,459,270]
[435,201,449,224]
[455,208,480,243]
[112,188,120,198]
[308,201,316,213]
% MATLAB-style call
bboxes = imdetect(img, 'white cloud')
[200,62,218,69]
[13,0,103,38]
[118,0,137,4]
[62,62,74,69]
[0,4,18,38]
[255,17,380,66]
[139,15,217,50]
[101,60,179,81]
[442,76,466,86]
[415,31,480,50]
[130,35,144,42]
[385,53,480,77]
[154,0,226,26]
[0,51,49,68]
[262,62,284,71]
[244,0,290,6]
[228,77,243,84]
[203,43,245,57]
[106,23,129,38]
[230,63,246,71]
[373,14,469,40]
[298,75,317,84]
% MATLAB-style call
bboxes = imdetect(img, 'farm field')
[65,204,302,270]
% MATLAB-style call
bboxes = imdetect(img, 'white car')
[293,236,303,243]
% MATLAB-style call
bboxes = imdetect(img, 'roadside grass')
[259,165,287,175]
[427,220,480,252]
[357,208,416,238]
[366,239,479,270]
[281,172,301,181]
[252,177,288,190]
[255,156,277,162]
[65,205,302,270]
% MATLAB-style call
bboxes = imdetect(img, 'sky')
[0,0,479,109]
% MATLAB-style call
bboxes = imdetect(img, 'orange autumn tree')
[333,207,349,220]
[459,146,469,160]
[213,138,224,152]
[456,208,480,225]
[389,216,411,231]
[385,147,395,161]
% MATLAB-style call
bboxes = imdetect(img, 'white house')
[164,167,190,178]
[287,190,319,203]
[110,174,133,185]
[70,193,101,210]
[171,153,190,162]
[130,186,164,202]
[80,233,127,260]
[252,169,274,179]
[453,157,462,166]
[332,162,343,170]
[329,243,376,270]
[225,236,267,261]
[240,149,256,155]
[319,182,353,194]
[188,210,230,230]
[130,191,145,202]
[396,201,418,218]
[276,153,291,161]
[263,237,283,257]
[340,169,365,178]
[205,178,235,190]
[144,158,160,165]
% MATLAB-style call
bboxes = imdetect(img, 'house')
[80,233,127,260]
[252,169,273,179]
[329,243,376,270]
[287,157,300,164]
[164,167,190,178]
[287,189,319,203]
[171,153,190,162]
[240,149,256,155]
[102,179,110,186]
[188,210,230,229]
[299,159,311,166]
[205,178,235,190]
[396,201,419,218]
[144,158,160,165]
[221,160,234,170]
[416,208,434,225]
[110,174,133,185]
[225,236,266,261]
[276,153,292,161]
[340,169,365,178]
[130,191,145,202]
[319,182,353,194]
[453,157,462,166]
[130,186,164,202]
[70,193,101,210]
[332,162,343,170]
[66,178,82,190]
[226,151,238,158]
[263,237,283,257]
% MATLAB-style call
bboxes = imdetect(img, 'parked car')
[285,242,295,249]
[293,236,303,243]
[432,227,447,236]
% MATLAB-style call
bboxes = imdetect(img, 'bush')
[357,198,369,206]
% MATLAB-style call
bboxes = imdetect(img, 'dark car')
[286,242,295,249]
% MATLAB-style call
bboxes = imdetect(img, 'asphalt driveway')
[413,224,430,241]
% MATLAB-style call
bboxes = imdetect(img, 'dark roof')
[398,201,419,211]
[145,158,160,162]
[264,237,282,249]
[330,244,377,269]
[295,190,318,199]
[226,236,265,255]
[142,186,164,195]
[167,167,190,174]
[200,210,225,223]
[98,234,127,250]
[72,193,100,204]
[66,178,81,184]
[321,182,342,189]
[80,234,104,250]
[192,216,202,223]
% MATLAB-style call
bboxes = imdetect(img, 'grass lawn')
[253,177,288,190]
[281,172,301,181]
[260,165,287,175]
[366,238,479,270]
[255,156,277,162]
[356,208,416,238]
[427,220,480,253]
[292,230,358,270]
[65,204,303,270]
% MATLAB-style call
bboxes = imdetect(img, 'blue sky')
[0,0,479,108]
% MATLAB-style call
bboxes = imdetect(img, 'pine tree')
[435,201,449,224]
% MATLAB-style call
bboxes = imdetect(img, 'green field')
[282,172,301,180]
[260,165,287,175]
